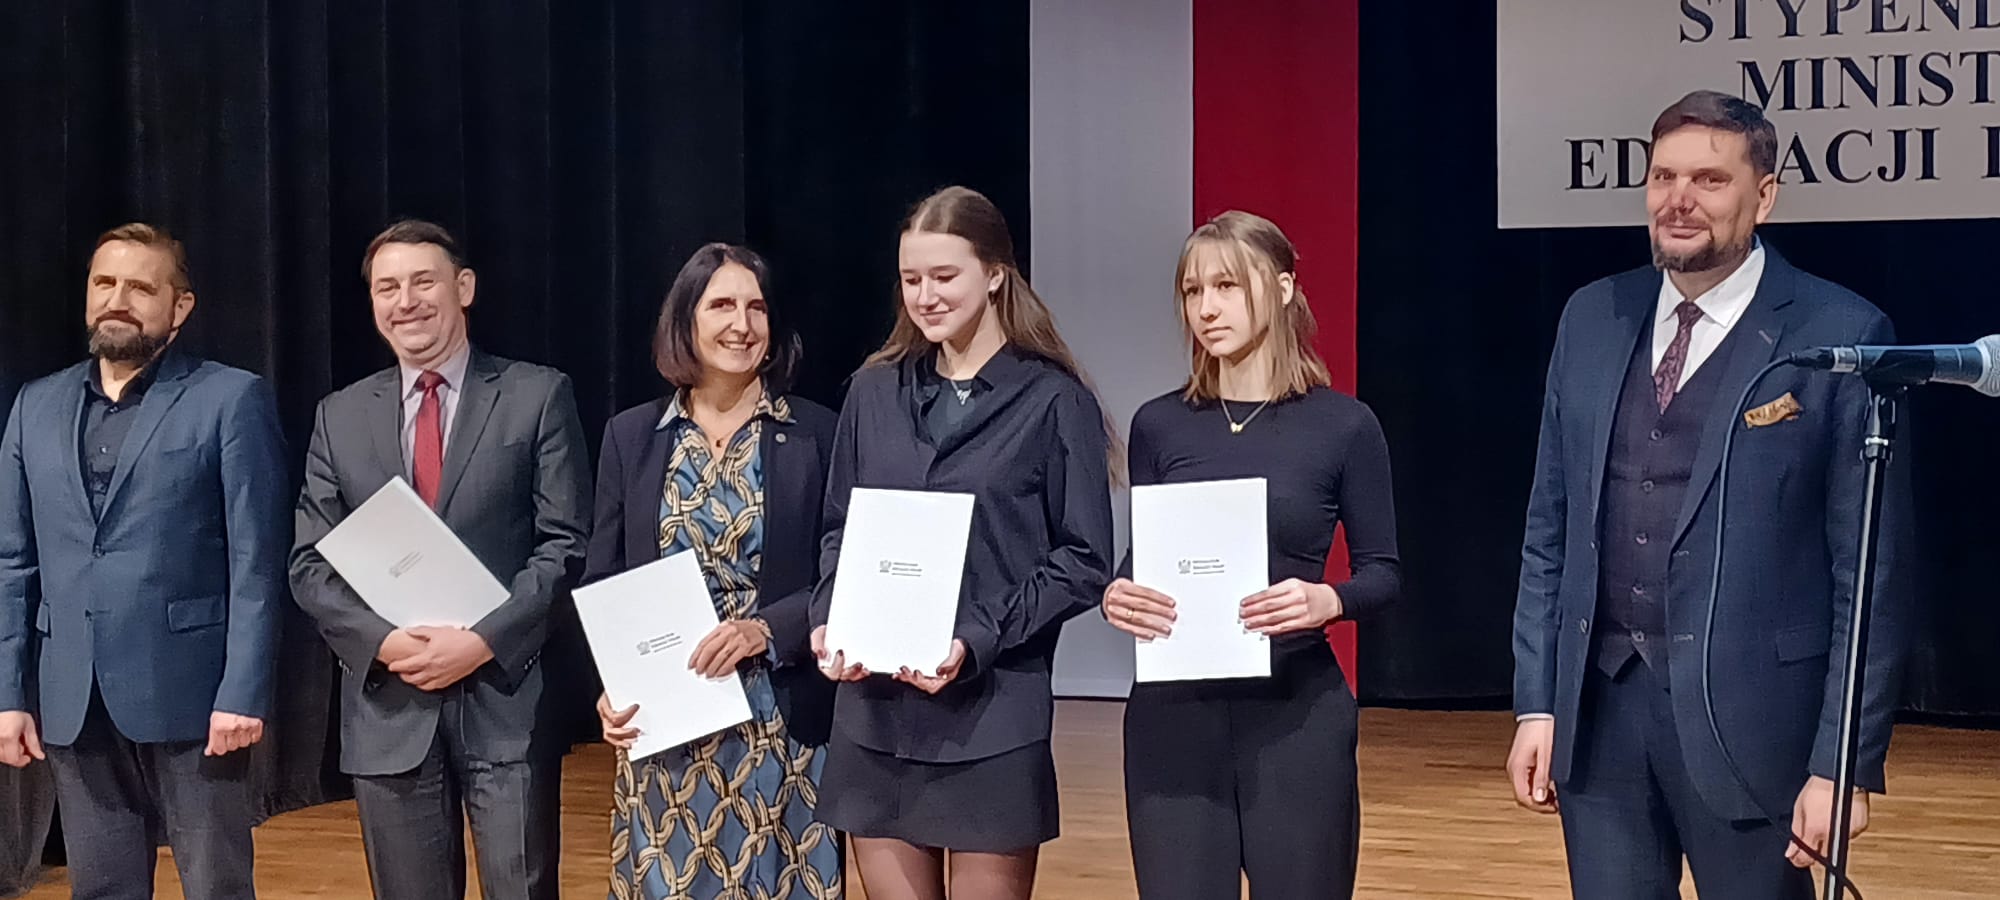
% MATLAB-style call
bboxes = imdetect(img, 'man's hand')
[376,628,430,666]
[205,712,265,757]
[896,640,967,695]
[1507,718,1559,814]
[388,626,495,691]
[0,711,44,768]
[1240,579,1343,636]
[689,619,769,679]
[1790,775,1870,868]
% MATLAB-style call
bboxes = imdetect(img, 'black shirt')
[80,359,160,518]
[813,346,1116,763]
[1122,386,1401,662]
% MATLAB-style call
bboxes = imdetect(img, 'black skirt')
[816,732,1059,853]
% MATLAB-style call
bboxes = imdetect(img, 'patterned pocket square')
[1744,391,1803,428]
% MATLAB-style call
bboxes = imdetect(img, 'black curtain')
[0,0,1028,839]
[1355,3,2000,716]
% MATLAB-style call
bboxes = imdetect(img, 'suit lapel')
[101,351,194,515]
[1585,274,1655,527]
[759,415,811,600]
[368,369,405,484]
[628,401,674,566]
[435,350,501,515]
[1669,256,1795,550]
[55,362,93,516]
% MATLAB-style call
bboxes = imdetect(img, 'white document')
[573,551,752,759]
[822,488,976,676]
[315,478,509,628]
[1130,477,1271,682]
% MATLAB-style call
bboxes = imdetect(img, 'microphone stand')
[1823,381,1899,898]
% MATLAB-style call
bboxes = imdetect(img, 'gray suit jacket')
[288,349,591,776]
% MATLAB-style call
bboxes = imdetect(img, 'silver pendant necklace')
[948,378,974,404]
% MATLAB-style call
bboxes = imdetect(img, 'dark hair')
[96,222,192,292]
[652,242,801,392]
[361,219,469,281]
[1650,90,1779,176]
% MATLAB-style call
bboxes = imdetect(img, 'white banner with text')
[1498,0,2000,227]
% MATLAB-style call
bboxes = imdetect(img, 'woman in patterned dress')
[584,242,842,900]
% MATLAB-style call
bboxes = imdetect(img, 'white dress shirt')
[1519,244,1766,725]
[398,343,472,480]
[1651,241,1765,382]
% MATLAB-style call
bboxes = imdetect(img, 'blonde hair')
[1175,210,1330,403]
[868,185,1125,484]
[96,222,192,292]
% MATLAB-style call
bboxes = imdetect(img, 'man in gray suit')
[288,220,590,900]
[1,223,289,899]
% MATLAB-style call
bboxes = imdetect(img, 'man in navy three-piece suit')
[0,223,290,900]
[1507,91,1912,898]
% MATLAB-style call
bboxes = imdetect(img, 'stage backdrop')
[1037,0,1362,699]
[0,0,1032,858]
[1499,0,2000,227]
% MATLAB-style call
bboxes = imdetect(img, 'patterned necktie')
[1652,301,1705,413]
[412,370,445,508]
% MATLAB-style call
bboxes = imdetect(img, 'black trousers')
[1123,649,1359,900]
[44,691,257,900]
[1558,660,1812,899]
[349,697,563,900]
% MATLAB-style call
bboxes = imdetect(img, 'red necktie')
[1652,301,1705,413]
[412,370,445,508]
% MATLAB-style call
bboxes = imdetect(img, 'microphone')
[1787,335,2000,396]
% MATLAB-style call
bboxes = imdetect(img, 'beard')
[1651,227,1753,274]
[87,319,168,364]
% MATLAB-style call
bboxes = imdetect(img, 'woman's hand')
[897,640,968,694]
[1103,579,1178,640]
[812,625,870,682]
[690,619,769,679]
[597,691,640,750]
[1240,579,1343,635]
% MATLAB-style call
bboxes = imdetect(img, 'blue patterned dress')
[608,393,843,900]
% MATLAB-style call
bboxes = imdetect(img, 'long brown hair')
[868,185,1125,483]
[1176,210,1331,403]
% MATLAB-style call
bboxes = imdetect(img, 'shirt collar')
[1658,239,1764,331]
[84,352,164,403]
[399,342,472,400]
[655,385,793,431]
[909,343,1031,392]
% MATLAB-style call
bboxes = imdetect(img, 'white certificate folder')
[572,551,753,759]
[822,487,976,676]
[314,477,509,628]
[1130,477,1271,683]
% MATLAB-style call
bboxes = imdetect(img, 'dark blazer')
[582,393,838,747]
[0,348,289,745]
[811,350,1116,763]
[1513,248,1912,821]
[288,349,592,776]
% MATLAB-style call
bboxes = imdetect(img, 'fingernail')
[1534,788,1547,802]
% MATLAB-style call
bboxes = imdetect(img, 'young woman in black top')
[809,186,1117,900]
[1102,211,1401,900]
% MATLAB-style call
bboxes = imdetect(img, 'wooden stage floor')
[20,702,2000,898]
